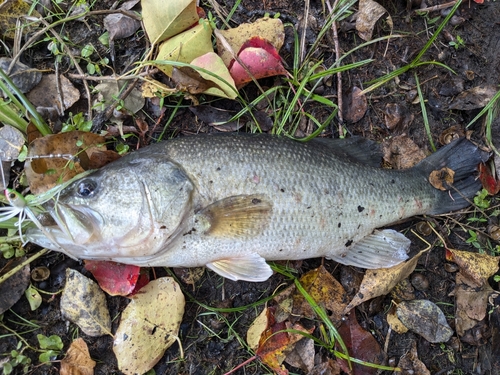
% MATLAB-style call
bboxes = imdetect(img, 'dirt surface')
[1,0,500,374]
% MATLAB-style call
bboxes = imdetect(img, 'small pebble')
[444,263,459,273]
[411,273,429,291]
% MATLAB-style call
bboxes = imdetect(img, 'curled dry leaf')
[216,17,285,67]
[428,167,455,191]
[396,300,453,343]
[113,277,185,375]
[60,338,96,375]
[386,307,409,334]
[60,268,111,337]
[24,131,107,194]
[142,0,199,44]
[156,19,213,78]
[356,0,393,41]
[445,248,499,287]
[344,248,426,314]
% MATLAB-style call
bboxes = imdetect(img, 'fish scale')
[26,134,487,281]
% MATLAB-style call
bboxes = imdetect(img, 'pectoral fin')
[328,229,410,269]
[197,195,272,238]
[206,253,273,282]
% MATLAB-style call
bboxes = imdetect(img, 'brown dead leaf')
[382,135,427,169]
[342,86,367,123]
[294,266,347,324]
[429,167,455,191]
[284,336,315,373]
[337,310,385,375]
[356,0,392,41]
[24,131,107,194]
[60,338,96,375]
[454,272,497,336]
[26,74,80,112]
[397,340,430,375]
[448,85,498,110]
[345,249,426,314]
[446,248,499,287]
[309,359,342,375]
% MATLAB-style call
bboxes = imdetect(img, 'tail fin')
[415,138,489,215]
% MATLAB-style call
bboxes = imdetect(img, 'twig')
[67,70,155,81]
[91,78,140,132]
[415,1,458,14]
[0,249,48,285]
[325,0,344,129]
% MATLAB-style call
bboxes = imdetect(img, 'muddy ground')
[1,0,500,374]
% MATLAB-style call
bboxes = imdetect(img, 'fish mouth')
[45,202,104,246]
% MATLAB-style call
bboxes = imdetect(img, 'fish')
[26,134,487,282]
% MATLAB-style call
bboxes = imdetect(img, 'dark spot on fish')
[369,183,374,186]
[345,240,353,247]
[252,198,261,204]
[216,167,221,171]
[183,228,196,236]
[209,180,213,184]
[338,223,341,228]
[391,179,395,184]
[280,188,285,193]
[357,224,361,229]
[279,249,283,252]
[151,326,157,335]
[307,206,311,209]
[357,205,365,212]
[324,189,329,194]
[160,225,166,229]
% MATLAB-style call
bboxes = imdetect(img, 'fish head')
[27,155,194,262]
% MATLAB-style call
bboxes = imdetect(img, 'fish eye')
[76,179,97,198]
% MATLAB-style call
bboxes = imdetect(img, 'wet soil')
[1,1,500,374]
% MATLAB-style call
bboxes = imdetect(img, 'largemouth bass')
[27,134,486,281]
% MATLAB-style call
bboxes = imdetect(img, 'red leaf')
[255,307,290,375]
[84,260,144,296]
[336,310,384,375]
[229,38,287,88]
[478,162,500,195]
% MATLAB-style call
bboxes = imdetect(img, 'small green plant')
[1,343,31,375]
[37,334,63,363]
[474,189,490,210]
[449,35,465,50]
[61,112,93,132]
[79,43,110,75]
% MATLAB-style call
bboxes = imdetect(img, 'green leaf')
[39,350,58,363]
[25,285,42,311]
[37,334,63,350]
[81,44,94,58]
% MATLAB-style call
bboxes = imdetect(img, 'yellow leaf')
[142,0,199,44]
[156,19,213,77]
[113,277,185,375]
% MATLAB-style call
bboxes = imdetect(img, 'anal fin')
[197,194,272,238]
[206,253,273,282]
[328,229,410,269]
